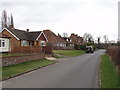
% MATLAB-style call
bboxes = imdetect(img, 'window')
[2,40,5,47]
[0,40,5,47]
[0,40,1,47]
[21,40,27,46]
[41,41,45,46]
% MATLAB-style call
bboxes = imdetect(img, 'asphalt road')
[2,49,105,88]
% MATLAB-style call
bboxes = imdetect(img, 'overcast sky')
[0,0,119,42]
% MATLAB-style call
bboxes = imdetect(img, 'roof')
[0,33,11,38]
[62,37,74,44]
[77,36,83,40]
[2,28,43,41]
[43,30,66,44]
[57,36,66,44]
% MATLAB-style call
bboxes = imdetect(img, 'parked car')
[86,46,94,53]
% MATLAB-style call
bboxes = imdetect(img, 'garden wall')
[1,53,45,66]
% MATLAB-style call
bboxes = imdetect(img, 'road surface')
[2,49,105,88]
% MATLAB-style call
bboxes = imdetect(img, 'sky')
[0,0,119,42]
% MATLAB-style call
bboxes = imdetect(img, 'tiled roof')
[57,36,66,44]
[7,28,42,41]
[43,30,66,44]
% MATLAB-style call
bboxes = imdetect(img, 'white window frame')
[41,41,45,46]
[0,40,5,47]
[21,40,28,46]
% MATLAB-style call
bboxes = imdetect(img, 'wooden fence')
[10,46,42,53]
[107,46,120,73]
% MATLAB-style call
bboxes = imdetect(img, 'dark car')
[86,46,94,53]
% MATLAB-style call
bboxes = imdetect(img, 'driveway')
[2,49,105,88]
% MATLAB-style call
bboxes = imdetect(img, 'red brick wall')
[38,33,47,46]
[1,53,45,66]
[38,33,46,41]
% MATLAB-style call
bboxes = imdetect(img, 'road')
[2,50,105,88]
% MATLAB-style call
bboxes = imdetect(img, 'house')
[1,28,48,52]
[70,33,84,46]
[58,35,74,50]
[0,33,11,52]
[43,30,66,50]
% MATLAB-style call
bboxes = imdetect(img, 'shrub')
[80,45,86,50]
[74,45,80,50]
[107,46,120,73]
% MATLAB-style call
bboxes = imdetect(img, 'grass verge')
[53,50,85,57]
[2,58,58,80]
[100,54,119,88]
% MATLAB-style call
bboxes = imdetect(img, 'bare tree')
[1,10,7,28]
[103,35,109,44]
[7,16,10,28]
[83,33,94,44]
[97,36,101,44]
[63,32,68,37]
[1,10,14,29]
[10,14,14,28]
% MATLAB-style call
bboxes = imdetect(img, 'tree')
[83,33,94,44]
[1,10,14,29]
[1,10,7,28]
[63,32,68,37]
[97,36,101,44]
[10,14,14,28]
[103,35,109,44]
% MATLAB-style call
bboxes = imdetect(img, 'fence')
[107,46,120,73]
[10,46,42,53]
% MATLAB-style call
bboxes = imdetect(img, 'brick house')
[0,33,11,52]
[70,33,84,46]
[59,35,74,50]
[43,30,67,50]
[1,28,48,52]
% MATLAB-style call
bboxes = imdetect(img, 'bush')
[74,45,80,50]
[74,45,86,50]
[80,45,86,50]
[107,46,120,73]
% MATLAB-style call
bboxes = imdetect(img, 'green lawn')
[2,58,58,80]
[53,50,85,57]
[100,54,119,88]
[53,54,64,58]
[0,53,30,57]
[118,73,120,88]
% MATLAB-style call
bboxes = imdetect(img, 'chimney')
[9,25,14,29]
[27,29,29,32]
